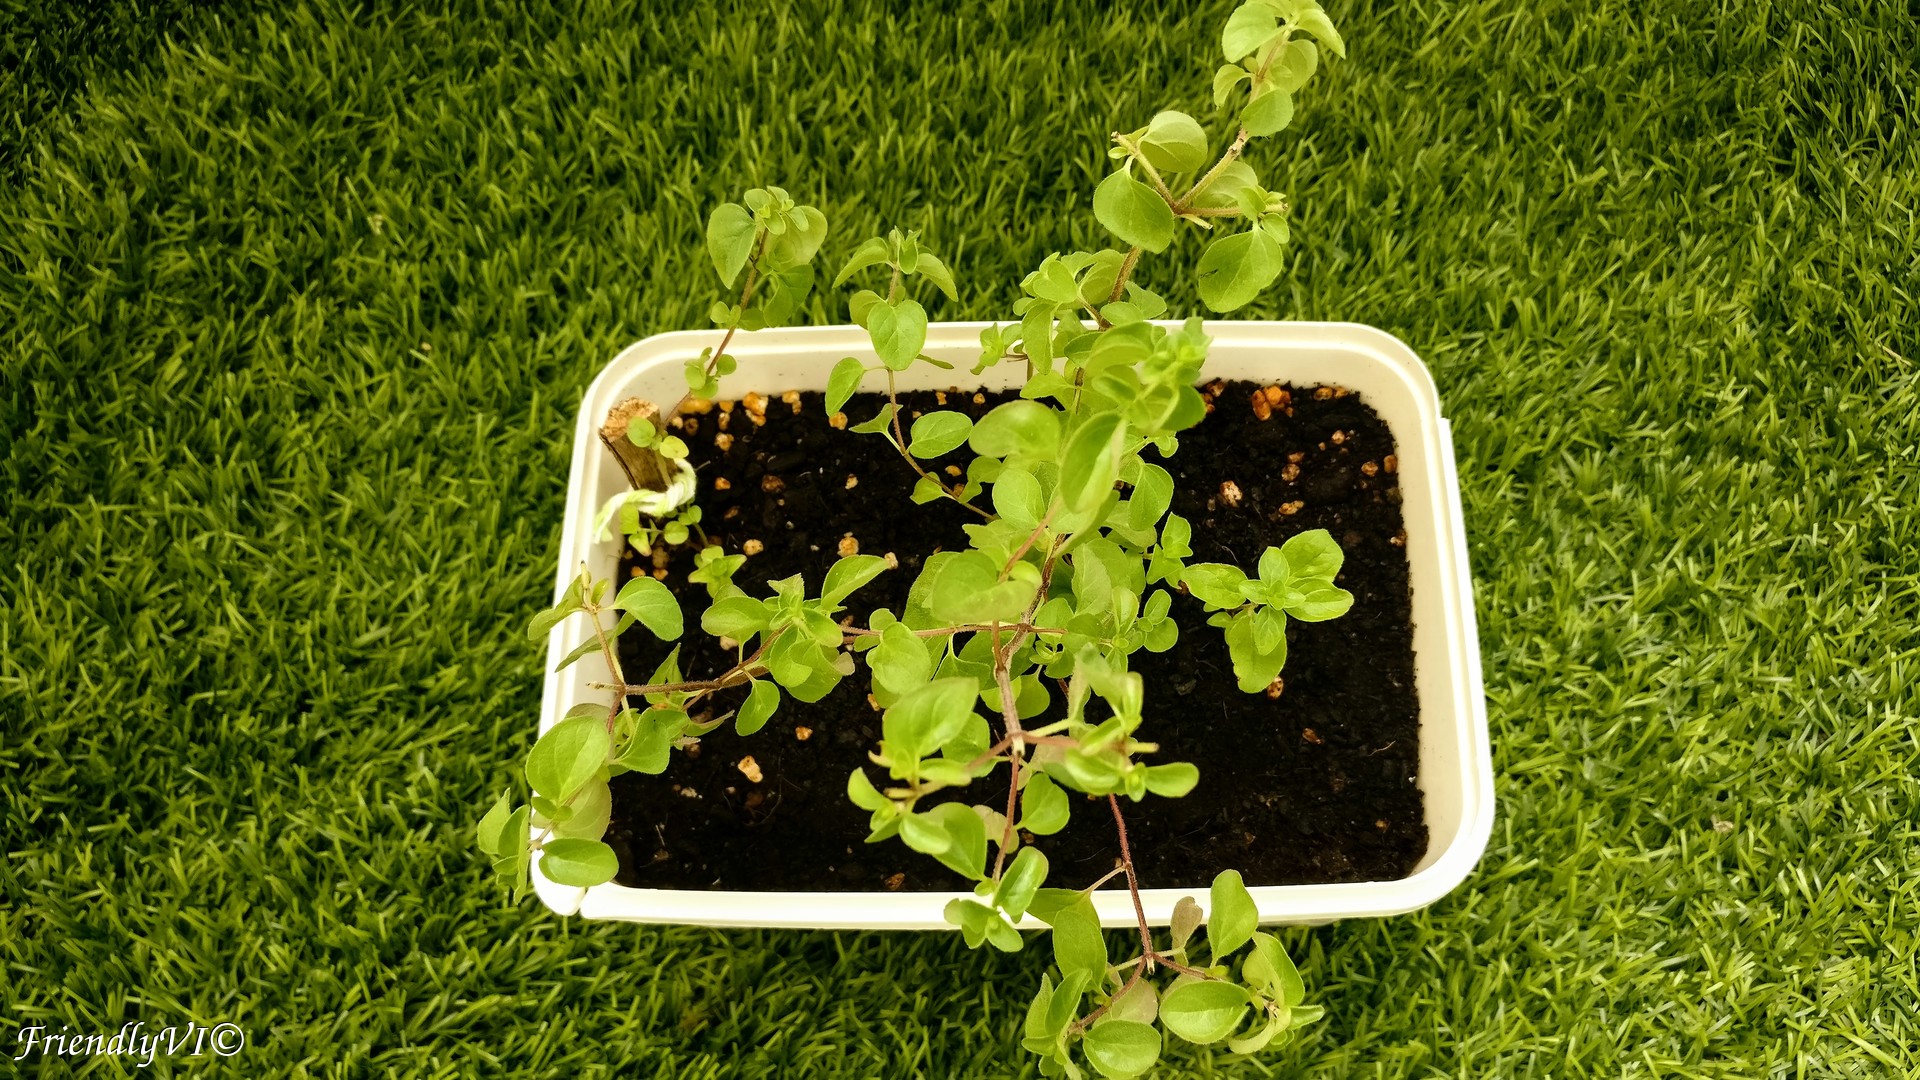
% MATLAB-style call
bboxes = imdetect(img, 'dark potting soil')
[604,380,1425,892]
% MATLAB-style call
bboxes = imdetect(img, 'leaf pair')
[707,187,829,287]
[1185,529,1353,692]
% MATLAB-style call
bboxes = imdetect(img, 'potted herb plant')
[478,3,1492,1074]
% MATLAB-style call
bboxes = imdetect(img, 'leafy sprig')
[490,2,1353,1073]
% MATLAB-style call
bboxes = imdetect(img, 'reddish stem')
[1109,794,1156,964]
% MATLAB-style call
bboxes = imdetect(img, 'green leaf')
[525,715,612,802]
[1127,463,1174,533]
[1252,604,1288,654]
[971,400,1062,459]
[1183,563,1250,609]
[763,205,828,268]
[1191,160,1261,211]
[1294,2,1346,58]
[946,897,1019,950]
[826,356,867,414]
[1149,515,1193,585]
[1021,306,1057,372]
[847,767,890,811]
[1221,2,1280,62]
[527,576,586,641]
[1093,170,1174,254]
[883,677,980,760]
[736,679,779,736]
[1144,762,1199,797]
[1019,771,1071,835]
[924,801,989,880]
[1160,981,1251,1045]
[1213,63,1254,106]
[909,411,974,458]
[552,779,612,840]
[926,549,1038,624]
[1106,977,1159,1025]
[763,632,840,699]
[761,253,817,327]
[800,606,846,646]
[614,708,675,774]
[996,846,1051,920]
[1071,537,1139,617]
[1270,38,1319,92]
[848,287,883,327]
[942,710,994,766]
[899,809,952,855]
[1083,1021,1161,1078]
[1025,888,1084,926]
[1139,110,1209,173]
[823,554,890,606]
[553,613,629,671]
[489,805,531,890]
[865,298,929,371]
[870,621,935,700]
[911,474,947,504]
[475,792,513,857]
[1208,869,1259,958]
[1224,610,1288,692]
[1170,895,1204,950]
[1286,581,1353,622]
[1240,86,1294,138]
[1226,1010,1289,1056]
[1278,528,1343,581]
[992,466,1048,528]
[1195,226,1285,313]
[701,595,771,643]
[614,576,684,641]
[1025,974,1060,1044]
[916,251,959,300]
[1243,932,1307,1006]
[706,203,756,286]
[539,838,619,887]
[985,912,1023,951]
[1060,413,1126,512]
[850,402,900,435]
[834,235,892,287]
[1045,895,1107,985]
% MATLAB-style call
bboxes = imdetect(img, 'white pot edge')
[530,320,1494,929]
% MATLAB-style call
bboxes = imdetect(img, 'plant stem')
[1176,127,1251,209]
[1105,246,1144,308]
[662,229,769,424]
[1000,510,1059,576]
[1109,794,1156,966]
[886,369,992,519]
[584,602,632,725]
[842,622,1066,640]
[1115,134,1174,202]
[993,672,1024,881]
[961,732,1083,774]
[1093,124,1260,331]
[1068,795,1231,1033]
[601,630,782,708]
[1072,967,1146,1034]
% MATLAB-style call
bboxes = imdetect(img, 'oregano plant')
[480,3,1353,1073]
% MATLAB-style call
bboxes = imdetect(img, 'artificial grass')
[1,0,1915,1075]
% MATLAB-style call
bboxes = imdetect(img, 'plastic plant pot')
[533,321,1492,929]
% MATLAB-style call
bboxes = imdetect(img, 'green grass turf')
[2,0,1916,1075]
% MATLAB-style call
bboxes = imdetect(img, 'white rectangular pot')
[534,321,1492,929]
